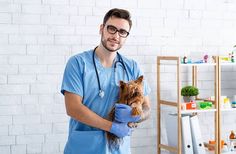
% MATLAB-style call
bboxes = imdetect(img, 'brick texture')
[1,0,236,154]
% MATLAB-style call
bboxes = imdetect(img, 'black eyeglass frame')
[105,25,130,38]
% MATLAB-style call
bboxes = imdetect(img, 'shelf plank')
[180,63,216,66]
[220,108,236,112]
[157,56,179,60]
[160,100,177,107]
[159,144,178,153]
[181,109,217,114]
[219,62,236,66]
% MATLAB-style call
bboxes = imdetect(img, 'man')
[61,8,151,154]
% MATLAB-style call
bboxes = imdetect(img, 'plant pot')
[183,96,194,102]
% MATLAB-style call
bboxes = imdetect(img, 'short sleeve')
[132,61,151,96]
[61,56,84,97]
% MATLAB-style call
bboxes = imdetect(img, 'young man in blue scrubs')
[61,8,151,154]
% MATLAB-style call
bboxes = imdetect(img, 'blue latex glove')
[109,121,131,138]
[114,104,141,123]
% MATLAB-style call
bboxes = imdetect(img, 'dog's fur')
[107,75,145,150]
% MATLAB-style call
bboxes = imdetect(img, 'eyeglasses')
[106,25,129,38]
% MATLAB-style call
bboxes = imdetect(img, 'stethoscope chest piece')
[99,90,105,98]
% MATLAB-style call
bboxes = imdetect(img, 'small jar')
[229,130,236,139]
[232,102,236,108]
[222,143,229,152]
[183,56,187,64]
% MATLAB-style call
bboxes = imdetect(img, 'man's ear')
[135,75,144,84]
[99,24,104,35]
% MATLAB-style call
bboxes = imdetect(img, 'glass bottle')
[229,130,236,139]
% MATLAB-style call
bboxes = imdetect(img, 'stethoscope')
[92,47,129,98]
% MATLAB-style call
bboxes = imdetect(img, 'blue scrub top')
[61,49,150,154]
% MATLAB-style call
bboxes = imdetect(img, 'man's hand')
[109,121,131,138]
[114,104,141,123]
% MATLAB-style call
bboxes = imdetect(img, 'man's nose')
[113,31,120,39]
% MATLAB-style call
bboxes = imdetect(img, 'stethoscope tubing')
[92,47,128,97]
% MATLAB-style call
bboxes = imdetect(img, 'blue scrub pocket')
[64,130,106,154]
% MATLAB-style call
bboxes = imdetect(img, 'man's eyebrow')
[108,24,129,32]
[119,28,128,32]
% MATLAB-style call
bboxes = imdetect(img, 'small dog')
[107,75,145,150]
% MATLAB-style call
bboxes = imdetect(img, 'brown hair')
[103,8,132,29]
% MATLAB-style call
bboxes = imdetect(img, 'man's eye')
[109,27,116,32]
[119,30,127,35]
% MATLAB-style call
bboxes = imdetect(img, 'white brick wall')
[1,0,236,154]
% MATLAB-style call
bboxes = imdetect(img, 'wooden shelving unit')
[217,57,236,154]
[157,56,219,154]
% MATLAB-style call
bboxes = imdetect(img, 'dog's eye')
[134,92,138,96]
[132,91,139,97]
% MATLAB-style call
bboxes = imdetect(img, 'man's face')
[100,17,130,52]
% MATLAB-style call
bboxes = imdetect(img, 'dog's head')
[119,76,144,115]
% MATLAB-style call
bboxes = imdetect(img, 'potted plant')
[181,85,199,102]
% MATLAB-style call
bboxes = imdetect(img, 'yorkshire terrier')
[107,75,145,150]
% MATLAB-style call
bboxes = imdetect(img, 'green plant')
[181,85,199,96]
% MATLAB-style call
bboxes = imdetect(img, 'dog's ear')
[120,81,126,90]
[135,75,143,84]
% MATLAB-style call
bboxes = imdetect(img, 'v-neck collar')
[93,50,118,71]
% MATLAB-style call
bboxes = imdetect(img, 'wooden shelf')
[180,63,217,66]
[157,56,219,154]
[220,108,236,112]
[181,109,217,114]
[219,62,236,66]
[158,56,236,154]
